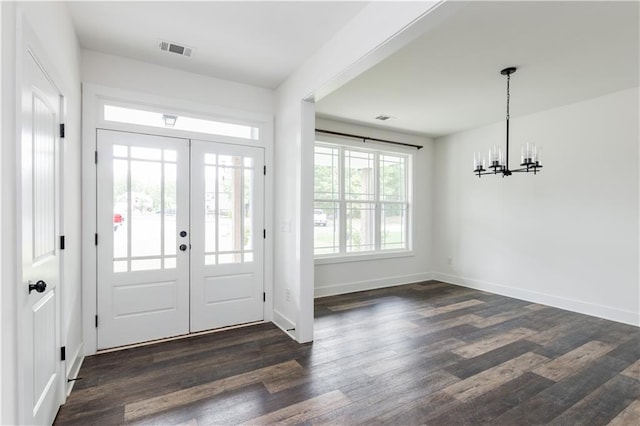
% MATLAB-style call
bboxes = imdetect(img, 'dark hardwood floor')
[55,281,640,425]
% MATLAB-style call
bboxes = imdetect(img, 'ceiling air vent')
[375,115,395,121]
[158,40,194,57]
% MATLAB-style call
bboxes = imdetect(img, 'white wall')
[313,118,434,297]
[1,2,82,423]
[81,50,274,115]
[432,87,639,326]
[273,1,443,343]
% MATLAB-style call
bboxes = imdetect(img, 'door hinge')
[263,292,266,302]
[263,229,266,239]
[95,233,98,246]
[60,346,66,361]
[95,315,98,328]
[60,235,65,250]
[59,123,65,138]
[263,165,266,175]
[94,151,98,164]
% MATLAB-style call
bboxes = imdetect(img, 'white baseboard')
[314,272,434,298]
[65,343,84,396]
[272,309,297,340]
[432,272,639,327]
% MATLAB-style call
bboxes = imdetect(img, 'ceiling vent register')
[158,40,194,57]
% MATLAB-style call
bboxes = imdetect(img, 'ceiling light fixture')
[473,67,542,177]
[162,114,178,127]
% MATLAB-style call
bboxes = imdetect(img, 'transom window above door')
[103,103,260,140]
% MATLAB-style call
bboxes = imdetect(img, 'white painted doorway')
[96,130,264,349]
[19,47,63,425]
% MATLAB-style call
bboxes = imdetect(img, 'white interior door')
[190,141,264,332]
[96,130,190,349]
[19,49,62,425]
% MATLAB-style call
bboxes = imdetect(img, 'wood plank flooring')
[55,281,640,425]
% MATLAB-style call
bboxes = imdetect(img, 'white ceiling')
[67,1,638,138]
[67,1,367,89]
[316,1,640,138]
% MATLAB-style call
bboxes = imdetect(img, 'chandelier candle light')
[473,67,543,177]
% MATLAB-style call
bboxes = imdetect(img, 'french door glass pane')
[346,202,375,252]
[203,154,254,265]
[218,162,242,252]
[205,164,217,256]
[244,169,253,251]
[131,258,161,271]
[130,161,161,257]
[112,146,180,272]
[219,253,242,264]
[164,163,177,256]
[113,159,129,263]
[130,146,161,161]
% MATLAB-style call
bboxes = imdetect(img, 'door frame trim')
[15,9,67,423]
[82,84,274,355]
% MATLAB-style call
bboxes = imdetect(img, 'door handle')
[179,244,188,251]
[28,280,47,294]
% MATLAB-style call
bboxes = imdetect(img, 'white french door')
[190,141,265,332]
[96,130,264,349]
[96,130,190,349]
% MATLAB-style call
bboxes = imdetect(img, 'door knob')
[179,244,188,251]
[28,280,47,294]
[180,230,187,237]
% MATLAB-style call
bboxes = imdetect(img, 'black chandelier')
[473,67,542,177]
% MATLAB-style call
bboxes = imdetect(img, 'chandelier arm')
[511,165,543,173]
[475,169,506,176]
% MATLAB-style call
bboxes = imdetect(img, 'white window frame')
[314,137,414,263]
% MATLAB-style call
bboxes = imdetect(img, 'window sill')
[315,250,414,265]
